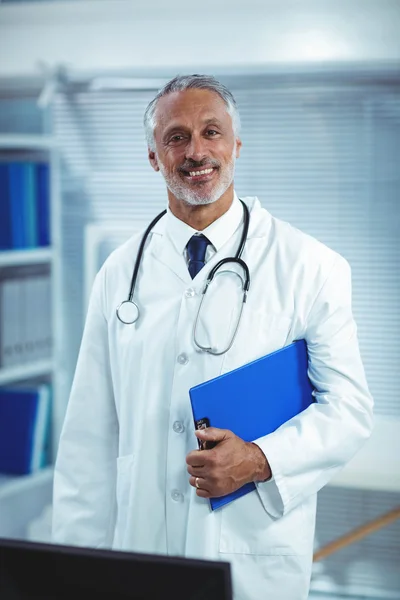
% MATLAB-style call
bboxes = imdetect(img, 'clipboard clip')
[194,417,217,450]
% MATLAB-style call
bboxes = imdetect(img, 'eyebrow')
[202,117,224,128]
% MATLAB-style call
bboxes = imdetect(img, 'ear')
[235,138,242,159]
[148,149,160,172]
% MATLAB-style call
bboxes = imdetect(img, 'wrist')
[249,442,272,482]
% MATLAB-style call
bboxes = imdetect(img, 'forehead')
[154,88,233,132]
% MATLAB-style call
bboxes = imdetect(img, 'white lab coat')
[53,196,373,600]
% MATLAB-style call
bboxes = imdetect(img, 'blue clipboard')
[189,339,315,510]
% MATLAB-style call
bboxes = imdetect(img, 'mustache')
[178,158,220,172]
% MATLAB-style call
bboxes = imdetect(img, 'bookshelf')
[0,135,55,151]
[0,247,52,268]
[0,133,60,540]
[0,360,54,386]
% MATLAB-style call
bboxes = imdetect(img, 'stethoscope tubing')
[116,200,250,330]
[126,209,167,303]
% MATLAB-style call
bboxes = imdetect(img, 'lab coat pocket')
[113,453,135,549]
[220,311,293,374]
[219,489,306,555]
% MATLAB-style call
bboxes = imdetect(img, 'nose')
[185,133,208,163]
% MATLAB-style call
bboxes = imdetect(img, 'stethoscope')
[116,199,251,356]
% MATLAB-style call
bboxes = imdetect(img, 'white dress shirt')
[166,191,244,268]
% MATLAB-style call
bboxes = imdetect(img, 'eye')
[165,133,188,145]
[206,129,219,136]
[170,134,184,142]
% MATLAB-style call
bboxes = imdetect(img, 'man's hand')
[186,427,272,498]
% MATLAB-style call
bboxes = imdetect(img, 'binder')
[0,164,12,250]
[0,279,14,368]
[43,274,52,357]
[189,339,315,510]
[25,163,38,248]
[22,275,33,364]
[5,279,22,368]
[30,276,42,361]
[36,163,50,247]
[0,383,51,475]
[9,162,26,249]
[0,161,50,251]
[10,277,24,366]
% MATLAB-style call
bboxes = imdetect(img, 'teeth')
[188,168,213,177]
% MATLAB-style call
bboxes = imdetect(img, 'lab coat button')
[171,490,183,502]
[185,288,196,298]
[173,421,185,433]
[177,353,189,365]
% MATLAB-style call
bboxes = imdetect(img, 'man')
[53,75,373,599]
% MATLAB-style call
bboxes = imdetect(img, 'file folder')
[0,384,51,475]
[189,339,315,510]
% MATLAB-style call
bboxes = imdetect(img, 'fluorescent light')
[89,78,167,91]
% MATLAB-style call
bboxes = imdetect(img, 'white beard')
[158,145,236,207]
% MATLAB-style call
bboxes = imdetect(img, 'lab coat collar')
[150,193,264,285]
[165,191,243,256]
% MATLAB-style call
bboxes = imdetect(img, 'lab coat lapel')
[149,197,266,287]
[150,232,192,285]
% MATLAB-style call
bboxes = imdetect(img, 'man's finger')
[189,476,208,491]
[196,488,211,498]
[187,464,205,477]
[195,426,229,443]
[186,450,208,466]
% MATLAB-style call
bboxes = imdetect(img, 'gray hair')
[143,74,241,151]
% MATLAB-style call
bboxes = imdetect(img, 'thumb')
[195,426,228,442]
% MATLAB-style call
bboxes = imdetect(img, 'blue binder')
[0,384,51,475]
[36,163,50,247]
[189,339,315,510]
[0,164,12,250]
[25,163,38,248]
[9,162,27,249]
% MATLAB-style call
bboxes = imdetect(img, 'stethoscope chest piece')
[116,300,140,325]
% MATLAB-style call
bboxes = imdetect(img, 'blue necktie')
[186,234,210,279]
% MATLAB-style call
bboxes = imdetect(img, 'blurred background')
[0,0,399,598]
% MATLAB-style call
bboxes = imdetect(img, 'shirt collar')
[166,191,243,256]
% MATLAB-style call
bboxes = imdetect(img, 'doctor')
[53,74,373,600]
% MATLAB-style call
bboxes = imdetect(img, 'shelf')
[0,466,54,501]
[0,134,55,151]
[0,360,53,386]
[0,247,52,268]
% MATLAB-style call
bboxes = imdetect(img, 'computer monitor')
[0,538,232,599]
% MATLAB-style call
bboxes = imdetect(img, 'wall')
[0,0,399,82]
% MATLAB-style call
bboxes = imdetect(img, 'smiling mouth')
[181,167,218,181]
